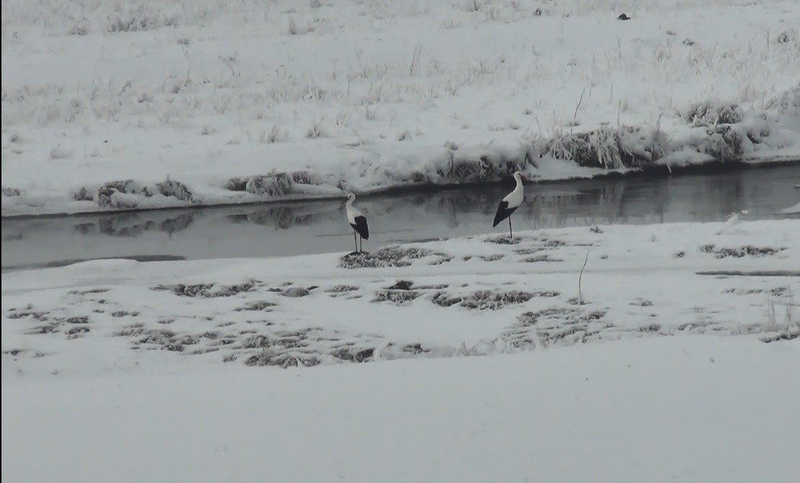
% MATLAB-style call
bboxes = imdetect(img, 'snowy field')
[3,337,799,482]
[3,0,800,216]
[2,219,799,481]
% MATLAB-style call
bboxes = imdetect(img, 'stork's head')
[341,192,356,207]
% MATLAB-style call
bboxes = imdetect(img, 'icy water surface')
[2,165,799,271]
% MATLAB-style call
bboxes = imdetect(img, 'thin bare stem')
[578,248,590,303]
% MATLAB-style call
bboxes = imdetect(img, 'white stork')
[493,171,525,239]
[344,193,369,253]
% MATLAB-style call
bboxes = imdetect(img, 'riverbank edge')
[3,157,799,221]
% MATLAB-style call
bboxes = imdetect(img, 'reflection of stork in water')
[493,171,525,239]
[344,193,369,253]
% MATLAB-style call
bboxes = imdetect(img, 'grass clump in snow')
[699,244,785,258]
[339,246,451,268]
[245,173,294,197]
[504,308,608,348]
[372,290,421,305]
[522,254,564,263]
[435,154,527,184]
[544,126,663,169]
[2,187,22,197]
[433,289,558,311]
[331,347,375,363]
[153,281,256,297]
[234,301,277,312]
[681,102,743,127]
[156,178,193,201]
[325,285,359,295]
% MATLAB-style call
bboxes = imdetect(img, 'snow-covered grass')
[2,0,800,216]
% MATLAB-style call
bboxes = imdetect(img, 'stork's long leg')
[509,216,513,240]
[353,230,358,252]
[359,235,363,253]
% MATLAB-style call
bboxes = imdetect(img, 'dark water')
[2,166,798,271]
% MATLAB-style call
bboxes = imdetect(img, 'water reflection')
[2,166,798,270]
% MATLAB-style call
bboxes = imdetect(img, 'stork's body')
[493,171,525,239]
[345,193,369,252]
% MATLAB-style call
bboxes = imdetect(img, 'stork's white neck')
[513,174,523,191]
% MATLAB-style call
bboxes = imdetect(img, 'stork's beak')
[339,198,348,207]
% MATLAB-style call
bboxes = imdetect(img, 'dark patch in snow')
[115,323,146,337]
[138,329,176,345]
[486,235,522,245]
[2,187,22,197]
[331,347,375,363]
[699,244,786,258]
[340,246,451,268]
[522,255,564,263]
[7,310,49,321]
[225,177,248,191]
[69,288,110,295]
[326,285,358,295]
[63,316,89,324]
[762,330,799,343]
[430,292,463,307]
[387,280,414,290]
[95,186,138,209]
[372,290,421,305]
[111,310,140,317]
[154,281,257,297]
[234,301,277,311]
[156,178,193,202]
[245,349,320,368]
[66,326,90,339]
[433,290,559,311]
[27,323,61,335]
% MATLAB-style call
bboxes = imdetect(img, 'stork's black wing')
[351,215,369,239]
[493,201,517,227]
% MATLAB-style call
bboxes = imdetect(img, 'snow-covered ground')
[3,0,800,216]
[3,220,799,480]
[3,337,799,483]
[2,220,798,374]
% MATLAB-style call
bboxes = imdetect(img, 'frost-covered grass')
[2,0,800,216]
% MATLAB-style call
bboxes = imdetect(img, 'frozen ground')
[2,0,800,215]
[2,220,799,481]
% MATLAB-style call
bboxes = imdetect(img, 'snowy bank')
[3,0,800,216]
[3,220,798,375]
